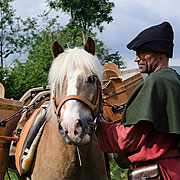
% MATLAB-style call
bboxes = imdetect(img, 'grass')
[4,159,128,180]
[110,159,128,180]
[4,171,18,180]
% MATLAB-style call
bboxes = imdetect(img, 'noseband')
[53,76,102,127]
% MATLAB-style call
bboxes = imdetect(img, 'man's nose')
[134,55,140,62]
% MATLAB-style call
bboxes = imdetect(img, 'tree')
[47,0,114,44]
[2,10,126,100]
[0,0,21,68]
[95,39,126,69]
[0,0,39,85]
[2,12,62,99]
[46,0,125,69]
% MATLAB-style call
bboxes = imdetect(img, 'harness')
[53,75,103,129]
[0,93,50,128]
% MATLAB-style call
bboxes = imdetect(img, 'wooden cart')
[0,83,50,179]
[0,95,23,179]
[102,63,144,122]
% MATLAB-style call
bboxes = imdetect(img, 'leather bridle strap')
[55,95,96,117]
[53,78,102,119]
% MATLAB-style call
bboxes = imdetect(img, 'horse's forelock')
[48,48,102,90]
[47,47,102,117]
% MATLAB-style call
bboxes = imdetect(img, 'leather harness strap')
[0,136,19,142]
[53,77,102,119]
[55,95,96,116]
[0,92,50,144]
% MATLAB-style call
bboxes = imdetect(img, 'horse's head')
[48,37,103,145]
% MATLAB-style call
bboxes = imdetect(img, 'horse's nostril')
[74,130,78,136]
[77,120,82,128]
[59,124,63,130]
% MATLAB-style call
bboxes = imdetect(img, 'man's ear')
[160,53,168,60]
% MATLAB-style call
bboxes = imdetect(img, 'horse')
[29,37,108,180]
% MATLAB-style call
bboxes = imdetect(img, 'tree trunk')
[81,22,86,44]
[0,41,3,68]
[69,7,75,47]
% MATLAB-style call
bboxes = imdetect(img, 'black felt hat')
[127,22,174,58]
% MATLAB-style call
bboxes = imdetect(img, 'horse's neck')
[41,116,79,158]
[31,116,107,180]
[44,116,89,164]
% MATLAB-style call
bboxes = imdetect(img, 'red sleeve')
[96,120,153,154]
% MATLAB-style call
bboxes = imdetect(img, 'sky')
[12,0,180,69]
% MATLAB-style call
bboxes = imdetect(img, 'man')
[96,22,180,179]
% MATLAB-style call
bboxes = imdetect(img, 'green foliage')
[2,10,125,100]
[48,0,114,27]
[110,159,128,180]
[4,171,18,180]
[95,39,126,69]
[0,0,16,67]
[2,13,61,99]
[3,59,49,100]
[1,0,126,100]
[0,0,37,68]
[47,0,114,41]
[105,51,126,69]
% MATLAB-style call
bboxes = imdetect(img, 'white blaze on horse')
[30,38,107,180]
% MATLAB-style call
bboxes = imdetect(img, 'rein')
[103,101,127,113]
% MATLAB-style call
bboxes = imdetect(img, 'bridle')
[53,75,102,129]
[53,75,111,179]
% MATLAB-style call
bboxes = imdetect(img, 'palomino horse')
[30,38,107,179]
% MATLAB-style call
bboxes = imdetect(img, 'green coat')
[121,68,180,135]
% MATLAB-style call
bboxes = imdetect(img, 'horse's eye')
[87,75,96,84]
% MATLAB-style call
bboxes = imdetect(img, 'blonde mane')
[49,47,102,87]
[48,47,102,116]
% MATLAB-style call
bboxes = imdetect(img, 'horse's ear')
[51,40,64,58]
[84,37,95,55]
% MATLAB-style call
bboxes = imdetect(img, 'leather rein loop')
[0,136,19,142]
[53,76,102,120]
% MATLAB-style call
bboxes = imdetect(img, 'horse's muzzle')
[58,119,91,145]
